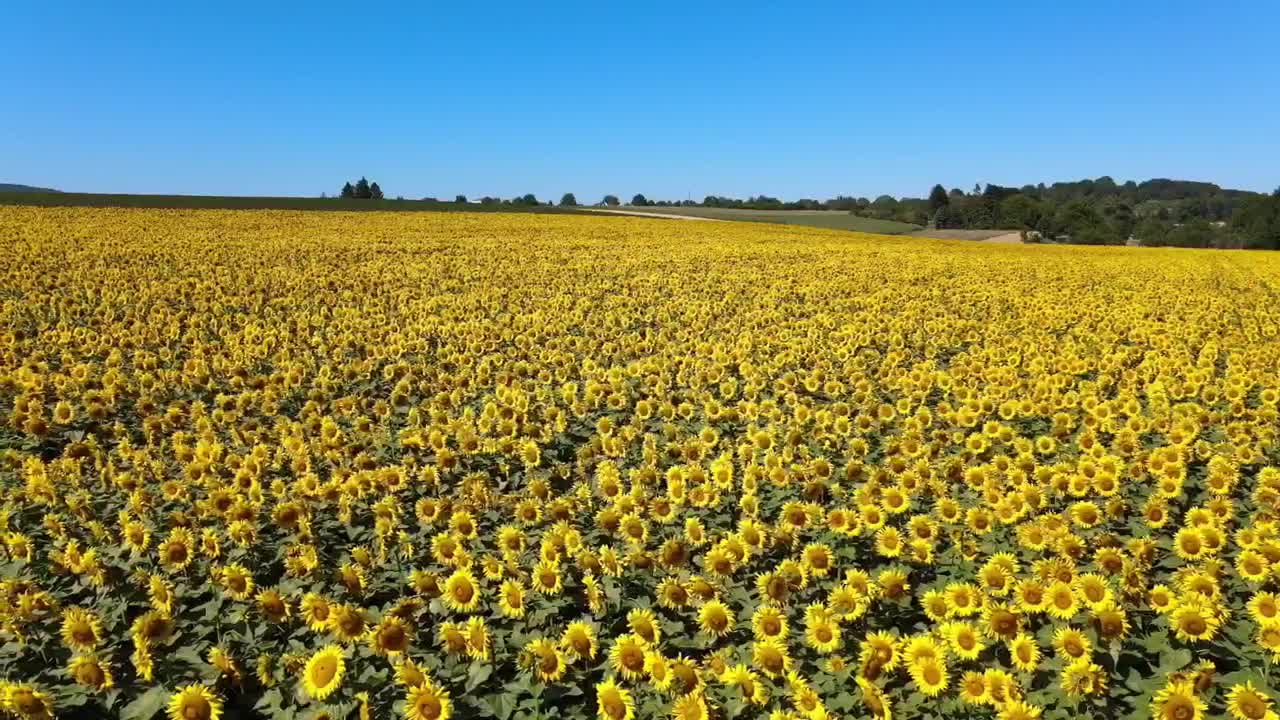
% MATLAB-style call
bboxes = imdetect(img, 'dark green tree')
[340,182,355,198]
[354,177,371,199]
[455,195,467,203]
[603,195,620,206]
[559,193,578,207]
[369,182,383,200]
[928,184,949,212]
[631,194,649,206]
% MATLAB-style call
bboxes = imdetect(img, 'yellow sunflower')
[442,569,481,613]
[59,607,102,653]
[595,676,635,720]
[301,645,345,701]
[166,684,222,720]
[404,679,452,720]
[609,634,648,681]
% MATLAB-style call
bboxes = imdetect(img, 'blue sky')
[4,1,1278,201]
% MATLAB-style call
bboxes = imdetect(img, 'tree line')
[338,177,383,199]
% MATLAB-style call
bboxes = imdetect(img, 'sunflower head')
[301,646,345,701]
[166,684,222,720]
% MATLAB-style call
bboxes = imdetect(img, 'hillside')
[0,183,60,193]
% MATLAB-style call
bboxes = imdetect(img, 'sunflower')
[301,646,345,701]
[959,671,990,705]
[943,621,984,660]
[645,650,674,691]
[805,614,841,654]
[562,621,598,661]
[329,604,368,643]
[531,560,564,596]
[219,564,255,601]
[1172,600,1221,642]
[911,657,949,697]
[442,569,481,613]
[158,528,195,571]
[1073,573,1112,610]
[671,692,709,720]
[1046,581,1078,620]
[751,638,792,678]
[526,638,568,682]
[609,634,648,681]
[1151,681,1205,720]
[1051,627,1090,660]
[697,599,733,638]
[1014,579,1047,613]
[404,679,452,720]
[1008,633,1040,672]
[498,580,527,618]
[60,607,102,653]
[1060,658,1106,697]
[68,655,114,692]
[1094,604,1130,642]
[394,659,429,689]
[595,676,635,720]
[858,632,901,675]
[945,583,980,618]
[752,605,788,640]
[920,590,950,622]
[167,684,222,720]
[301,593,334,632]
[856,676,892,719]
[1226,681,1272,720]
[1174,528,1206,561]
[256,588,291,623]
[370,615,413,657]
[438,622,469,656]
[1249,592,1280,627]
[997,700,1044,720]
[1149,585,1178,614]
[627,607,661,645]
[723,665,769,705]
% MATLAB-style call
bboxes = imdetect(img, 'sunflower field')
[3,206,1280,720]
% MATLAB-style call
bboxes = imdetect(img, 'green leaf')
[120,686,169,720]
[467,662,494,692]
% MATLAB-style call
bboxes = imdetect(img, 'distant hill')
[0,183,60,193]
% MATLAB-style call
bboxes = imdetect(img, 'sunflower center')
[182,696,212,720]
[311,657,338,686]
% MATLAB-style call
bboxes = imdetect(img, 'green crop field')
[608,206,923,233]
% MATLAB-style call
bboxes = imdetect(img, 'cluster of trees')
[339,177,383,199]
[921,179,1280,248]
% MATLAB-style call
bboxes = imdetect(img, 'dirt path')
[579,208,728,221]
[980,232,1024,244]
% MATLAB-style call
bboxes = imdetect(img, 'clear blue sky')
[4,1,1278,201]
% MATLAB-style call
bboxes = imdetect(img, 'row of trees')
[921,181,1280,249]
[338,177,383,199]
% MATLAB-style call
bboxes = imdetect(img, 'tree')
[631,194,649,207]
[559,193,578,207]
[1231,194,1280,250]
[928,184,949,212]
[999,194,1042,230]
[603,195,620,207]
[518,193,538,206]
[354,177,372,199]
[340,182,355,199]
[455,195,467,203]
[369,182,383,200]
[1135,216,1172,247]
